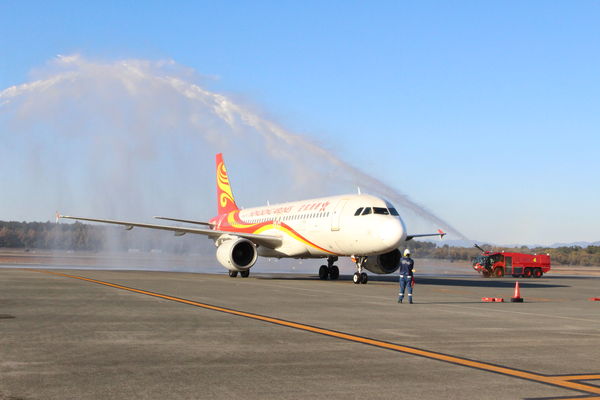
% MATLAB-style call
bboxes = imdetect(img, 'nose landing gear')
[352,256,369,284]
[318,256,340,280]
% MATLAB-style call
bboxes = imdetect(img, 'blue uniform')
[398,257,414,303]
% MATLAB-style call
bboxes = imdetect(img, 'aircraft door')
[331,199,348,231]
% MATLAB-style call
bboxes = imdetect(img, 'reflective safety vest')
[399,257,414,277]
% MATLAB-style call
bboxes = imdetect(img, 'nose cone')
[379,217,406,250]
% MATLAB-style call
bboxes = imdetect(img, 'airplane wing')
[406,229,446,241]
[56,214,282,248]
[153,216,213,226]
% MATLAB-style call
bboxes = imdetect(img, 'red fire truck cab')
[472,251,551,278]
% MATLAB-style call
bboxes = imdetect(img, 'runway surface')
[1,267,599,400]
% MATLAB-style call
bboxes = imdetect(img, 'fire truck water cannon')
[471,244,551,278]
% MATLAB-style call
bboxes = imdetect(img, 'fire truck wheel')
[533,268,542,278]
[523,268,533,278]
[494,268,504,278]
[482,270,490,278]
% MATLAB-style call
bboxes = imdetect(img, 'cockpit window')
[361,207,372,215]
[373,207,389,215]
[354,207,364,216]
[388,208,399,216]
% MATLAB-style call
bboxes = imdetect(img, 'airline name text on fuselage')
[243,201,332,218]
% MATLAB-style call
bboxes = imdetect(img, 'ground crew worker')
[398,249,414,304]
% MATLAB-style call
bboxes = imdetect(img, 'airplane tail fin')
[216,153,239,215]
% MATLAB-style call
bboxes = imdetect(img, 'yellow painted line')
[33,269,600,398]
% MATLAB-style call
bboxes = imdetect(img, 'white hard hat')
[404,249,411,257]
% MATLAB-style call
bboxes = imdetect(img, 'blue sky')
[1,1,599,245]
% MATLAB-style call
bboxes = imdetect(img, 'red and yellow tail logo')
[216,153,239,215]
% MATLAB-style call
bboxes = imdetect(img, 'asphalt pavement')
[1,267,599,400]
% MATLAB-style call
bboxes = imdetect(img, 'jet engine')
[216,237,258,271]
[362,249,401,274]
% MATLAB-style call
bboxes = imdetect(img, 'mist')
[0,55,466,266]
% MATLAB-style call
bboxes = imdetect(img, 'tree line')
[0,220,210,254]
[1,220,599,266]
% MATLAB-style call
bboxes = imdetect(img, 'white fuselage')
[223,194,407,259]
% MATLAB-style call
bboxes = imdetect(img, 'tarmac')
[1,267,599,400]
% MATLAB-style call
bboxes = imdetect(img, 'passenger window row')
[246,212,331,224]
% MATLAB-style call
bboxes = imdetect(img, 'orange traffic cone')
[510,281,524,303]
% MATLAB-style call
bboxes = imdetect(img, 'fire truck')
[472,245,551,278]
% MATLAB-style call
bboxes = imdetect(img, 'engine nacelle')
[362,249,402,274]
[216,237,258,271]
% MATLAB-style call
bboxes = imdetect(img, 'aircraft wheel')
[523,268,533,278]
[329,265,339,280]
[319,265,329,280]
[352,272,361,284]
[533,268,542,278]
[240,270,250,278]
[360,272,368,284]
[228,271,238,278]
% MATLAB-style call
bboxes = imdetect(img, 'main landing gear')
[318,256,340,280]
[229,270,250,278]
[352,256,368,284]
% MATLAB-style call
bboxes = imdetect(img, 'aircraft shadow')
[255,274,569,288]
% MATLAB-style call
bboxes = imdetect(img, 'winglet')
[437,229,446,239]
[216,153,239,215]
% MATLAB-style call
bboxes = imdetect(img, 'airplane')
[57,153,446,284]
